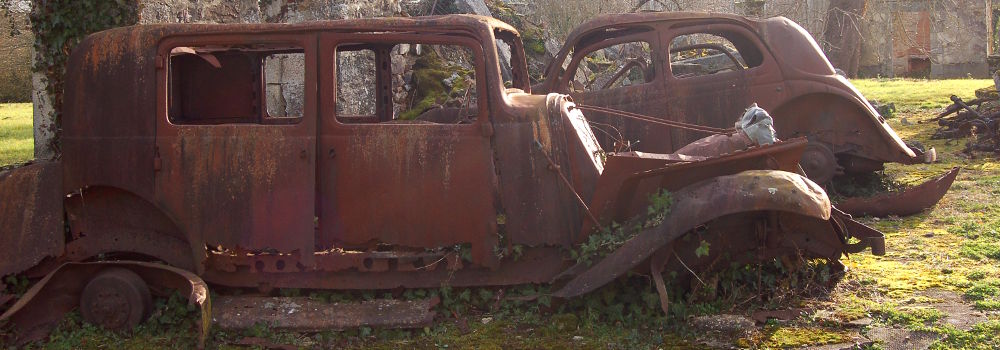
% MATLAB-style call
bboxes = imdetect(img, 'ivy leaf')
[695,240,710,258]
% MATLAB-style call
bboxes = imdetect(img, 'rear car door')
[559,29,674,152]
[154,34,318,262]
[316,33,500,267]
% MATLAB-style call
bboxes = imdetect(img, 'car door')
[559,30,675,153]
[664,22,785,150]
[316,33,500,267]
[154,34,318,263]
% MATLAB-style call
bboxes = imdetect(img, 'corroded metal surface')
[213,296,437,331]
[0,162,64,278]
[837,167,961,217]
[536,12,921,174]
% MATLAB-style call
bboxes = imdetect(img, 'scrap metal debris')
[930,87,1000,155]
[836,167,960,217]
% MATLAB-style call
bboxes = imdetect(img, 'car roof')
[91,14,518,40]
[564,11,763,40]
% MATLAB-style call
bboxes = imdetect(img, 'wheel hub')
[800,143,841,184]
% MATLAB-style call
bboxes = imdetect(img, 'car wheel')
[800,142,842,184]
[79,267,153,330]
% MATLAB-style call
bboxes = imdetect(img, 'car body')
[536,12,925,183]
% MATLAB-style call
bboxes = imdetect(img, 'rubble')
[930,87,1000,155]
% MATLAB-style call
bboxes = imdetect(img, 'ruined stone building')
[624,0,993,78]
[113,0,1000,80]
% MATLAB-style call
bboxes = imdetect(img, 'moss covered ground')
[4,79,1000,349]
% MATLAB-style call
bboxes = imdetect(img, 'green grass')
[0,102,32,167]
[850,78,993,111]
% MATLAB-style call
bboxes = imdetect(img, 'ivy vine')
[30,0,138,155]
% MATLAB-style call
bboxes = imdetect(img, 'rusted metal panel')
[64,186,194,271]
[0,162,64,278]
[154,126,317,255]
[587,138,808,230]
[318,125,498,264]
[62,26,162,199]
[153,34,318,259]
[202,247,569,290]
[837,167,960,217]
[213,296,437,331]
[489,94,593,248]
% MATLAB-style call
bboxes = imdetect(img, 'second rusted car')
[537,12,930,184]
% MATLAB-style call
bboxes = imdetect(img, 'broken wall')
[857,0,989,78]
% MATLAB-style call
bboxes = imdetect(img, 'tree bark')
[823,0,868,77]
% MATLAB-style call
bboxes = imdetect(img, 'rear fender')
[554,170,831,298]
[64,186,196,271]
[0,162,64,278]
[0,261,210,348]
[772,91,917,165]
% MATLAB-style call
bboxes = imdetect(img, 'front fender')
[554,170,830,298]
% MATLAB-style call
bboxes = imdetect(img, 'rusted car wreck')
[1,15,884,345]
[536,12,932,184]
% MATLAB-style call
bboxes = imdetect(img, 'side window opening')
[264,52,306,119]
[569,40,653,93]
[494,28,531,91]
[168,44,304,124]
[669,31,763,78]
[336,48,377,117]
[335,42,479,124]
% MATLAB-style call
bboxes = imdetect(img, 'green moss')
[398,51,472,120]
[873,305,945,328]
[758,326,853,348]
[928,321,1000,349]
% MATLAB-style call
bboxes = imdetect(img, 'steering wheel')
[599,58,650,90]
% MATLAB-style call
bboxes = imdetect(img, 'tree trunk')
[823,0,867,77]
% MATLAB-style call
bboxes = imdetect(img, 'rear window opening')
[168,44,305,125]
[669,32,763,78]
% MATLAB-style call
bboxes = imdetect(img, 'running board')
[212,296,438,331]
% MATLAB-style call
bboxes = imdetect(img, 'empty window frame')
[168,44,305,124]
[494,28,532,90]
[669,31,763,78]
[569,40,653,92]
[335,41,482,124]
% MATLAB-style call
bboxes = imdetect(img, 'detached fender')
[0,261,210,348]
[0,161,64,278]
[554,170,830,298]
